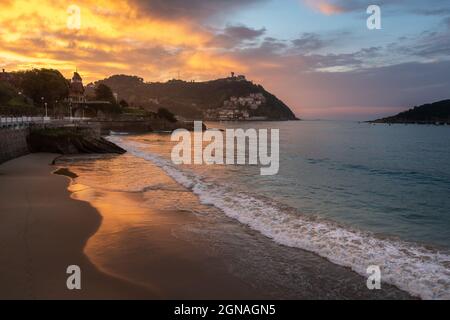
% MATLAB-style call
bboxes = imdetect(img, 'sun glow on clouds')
[0,0,243,82]
[1,0,448,119]
[303,0,344,15]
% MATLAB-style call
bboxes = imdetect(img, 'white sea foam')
[108,135,450,299]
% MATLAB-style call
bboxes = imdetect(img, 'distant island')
[89,73,299,121]
[370,100,450,125]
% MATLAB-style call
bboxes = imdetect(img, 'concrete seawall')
[0,128,30,164]
[89,119,198,135]
[0,123,100,164]
[0,119,195,164]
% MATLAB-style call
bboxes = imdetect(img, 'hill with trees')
[371,100,450,124]
[0,81,35,115]
[88,75,298,120]
[0,69,69,115]
[0,68,123,117]
[15,69,69,106]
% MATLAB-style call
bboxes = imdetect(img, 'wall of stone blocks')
[0,128,30,164]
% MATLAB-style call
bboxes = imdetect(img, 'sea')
[58,120,450,299]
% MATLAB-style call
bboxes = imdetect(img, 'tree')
[94,83,122,114]
[0,82,33,115]
[95,84,116,104]
[119,99,129,109]
[16,69,69,106]
[157,107,177,123]
[0,82,15,105]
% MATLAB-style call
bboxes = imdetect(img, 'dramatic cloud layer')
[0,0,245,81]
[304,0,450,14]
[131,0,266,20]
[209,25,266,48]
[0,0,449,119]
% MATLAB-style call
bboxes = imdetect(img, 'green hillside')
[89,75,298,121]
[371,100,450,124]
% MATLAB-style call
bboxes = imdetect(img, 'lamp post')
[41,97,47,118]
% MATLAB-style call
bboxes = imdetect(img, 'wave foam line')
[108,136,450,300]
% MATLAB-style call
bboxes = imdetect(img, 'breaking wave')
[108,135,450,300]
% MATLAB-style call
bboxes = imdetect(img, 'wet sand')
[74,188,268,299]
[0,153,262,299]
[0,154,157,299]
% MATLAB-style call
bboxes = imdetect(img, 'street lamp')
[41,97,47,118]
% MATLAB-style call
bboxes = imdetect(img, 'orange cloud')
[0,0,242,82]
[303,0,345,15]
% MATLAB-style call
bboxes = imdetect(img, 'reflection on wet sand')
[69,180,265,299]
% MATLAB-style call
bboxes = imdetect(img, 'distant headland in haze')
[370,100,450,125]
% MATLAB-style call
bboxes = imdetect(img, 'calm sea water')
[63,121,450,299]
[215,120,450,247]
[120,121,450,247]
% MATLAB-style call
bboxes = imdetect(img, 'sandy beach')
[0,153,263,299]
[0,152,416,300]
[0,153,158,299]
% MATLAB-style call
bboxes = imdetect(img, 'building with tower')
[66,71,114,118]
[68,71,86,105]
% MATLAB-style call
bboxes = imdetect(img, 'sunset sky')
[0,0,449,119]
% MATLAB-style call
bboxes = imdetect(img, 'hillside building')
[68,72,86,105]
[66,71,112,118]
[204,93,266,120]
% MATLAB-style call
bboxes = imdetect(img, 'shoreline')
[0,153,264,299]
[66,171,270,299]
[57,150,416,300]
[0,153,157,299]
[0,152,418,300]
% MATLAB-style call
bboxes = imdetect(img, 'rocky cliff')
[27,127,126,155]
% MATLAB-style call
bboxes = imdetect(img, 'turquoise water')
[227,121,450,248]
[105,121,450,299]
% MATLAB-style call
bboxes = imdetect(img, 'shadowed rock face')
[27,127,126,155]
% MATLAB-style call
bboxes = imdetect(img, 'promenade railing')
[0,116,52,129]
[0,116,96,128]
